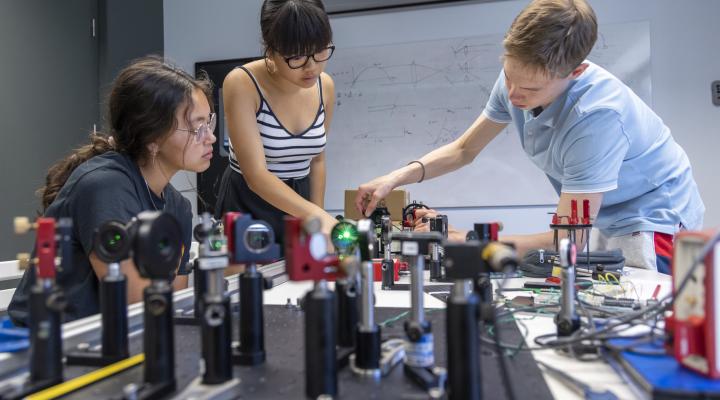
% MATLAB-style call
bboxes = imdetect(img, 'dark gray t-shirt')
[9,151,192,326]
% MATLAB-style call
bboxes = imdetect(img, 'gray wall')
[98,0,164,123]
[0,0,164,261]
[0,0,99,260]
[164,0,720,234]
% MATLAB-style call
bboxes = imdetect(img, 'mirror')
[244,223,272,253]
[309,233,328,260]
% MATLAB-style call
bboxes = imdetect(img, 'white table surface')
[500,268,669,400]
[263,267,670,400]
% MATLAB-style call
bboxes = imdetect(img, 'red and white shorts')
[590,230,674,274]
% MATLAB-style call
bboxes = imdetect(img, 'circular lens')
[101,229,125,252]
[157,236,173,258]
[331,221,358,254]
[131,211,182,280]
[95,221,131,263]
[244,223,271,253]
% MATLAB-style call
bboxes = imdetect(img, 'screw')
[16,253,32,270]
[13,217,32,234]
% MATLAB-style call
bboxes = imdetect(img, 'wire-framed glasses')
[176,113,216,143]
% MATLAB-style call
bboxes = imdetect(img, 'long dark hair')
[38,56,213,212]
[261,0,333,56]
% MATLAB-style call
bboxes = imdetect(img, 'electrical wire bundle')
[486,230,720,364]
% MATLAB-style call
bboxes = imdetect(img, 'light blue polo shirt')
[482,61,704,236]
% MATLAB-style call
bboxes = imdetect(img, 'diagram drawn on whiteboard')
[324,21,651,210]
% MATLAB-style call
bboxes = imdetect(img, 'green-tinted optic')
[107,233,121,246]
[330,221,359,255]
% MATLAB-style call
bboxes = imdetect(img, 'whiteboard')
[324,21,651,209]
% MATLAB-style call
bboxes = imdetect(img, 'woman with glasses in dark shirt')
[8,56,217,325]
[215,0,338,243]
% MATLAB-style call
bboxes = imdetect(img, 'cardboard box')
[344,189,409,221]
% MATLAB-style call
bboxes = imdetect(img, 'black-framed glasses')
[176,113,216,144]
[284,45,335,69]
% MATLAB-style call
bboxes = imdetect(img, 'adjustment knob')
[16,253,31,270]
[13,217,32,234]
[303,217,321,234]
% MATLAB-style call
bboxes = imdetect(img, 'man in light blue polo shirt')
[481,61,704,272]
[354,0,704,273]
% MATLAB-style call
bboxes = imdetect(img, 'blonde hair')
[503,0,597,77]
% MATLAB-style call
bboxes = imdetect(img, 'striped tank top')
[228,66,327,180]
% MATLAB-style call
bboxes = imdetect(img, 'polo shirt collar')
[540,92,569,128]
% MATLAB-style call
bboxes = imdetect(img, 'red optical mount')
[223,211,242,256]
[14,217,58,280]
[582,199,591,225]
[35,218,57,280]
[285,217,341,282]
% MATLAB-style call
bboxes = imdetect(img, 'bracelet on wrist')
[407,160,426,183]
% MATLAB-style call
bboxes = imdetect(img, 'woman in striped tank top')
[214,0,338,246]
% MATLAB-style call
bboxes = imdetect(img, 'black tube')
[372,238,380,259]
[447,292,481,400]
[305,284,337,398]
[336,280,357,348]
[381,259,394,290]
[235,269,265,365]
[193,260,207,318]
[475,276,493,304]
[143,283,175,386]
[354,328,381,370]
[29,285,62,384]
[100,277,129,360]
[429,260,442,281]
[201,295,233,384]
